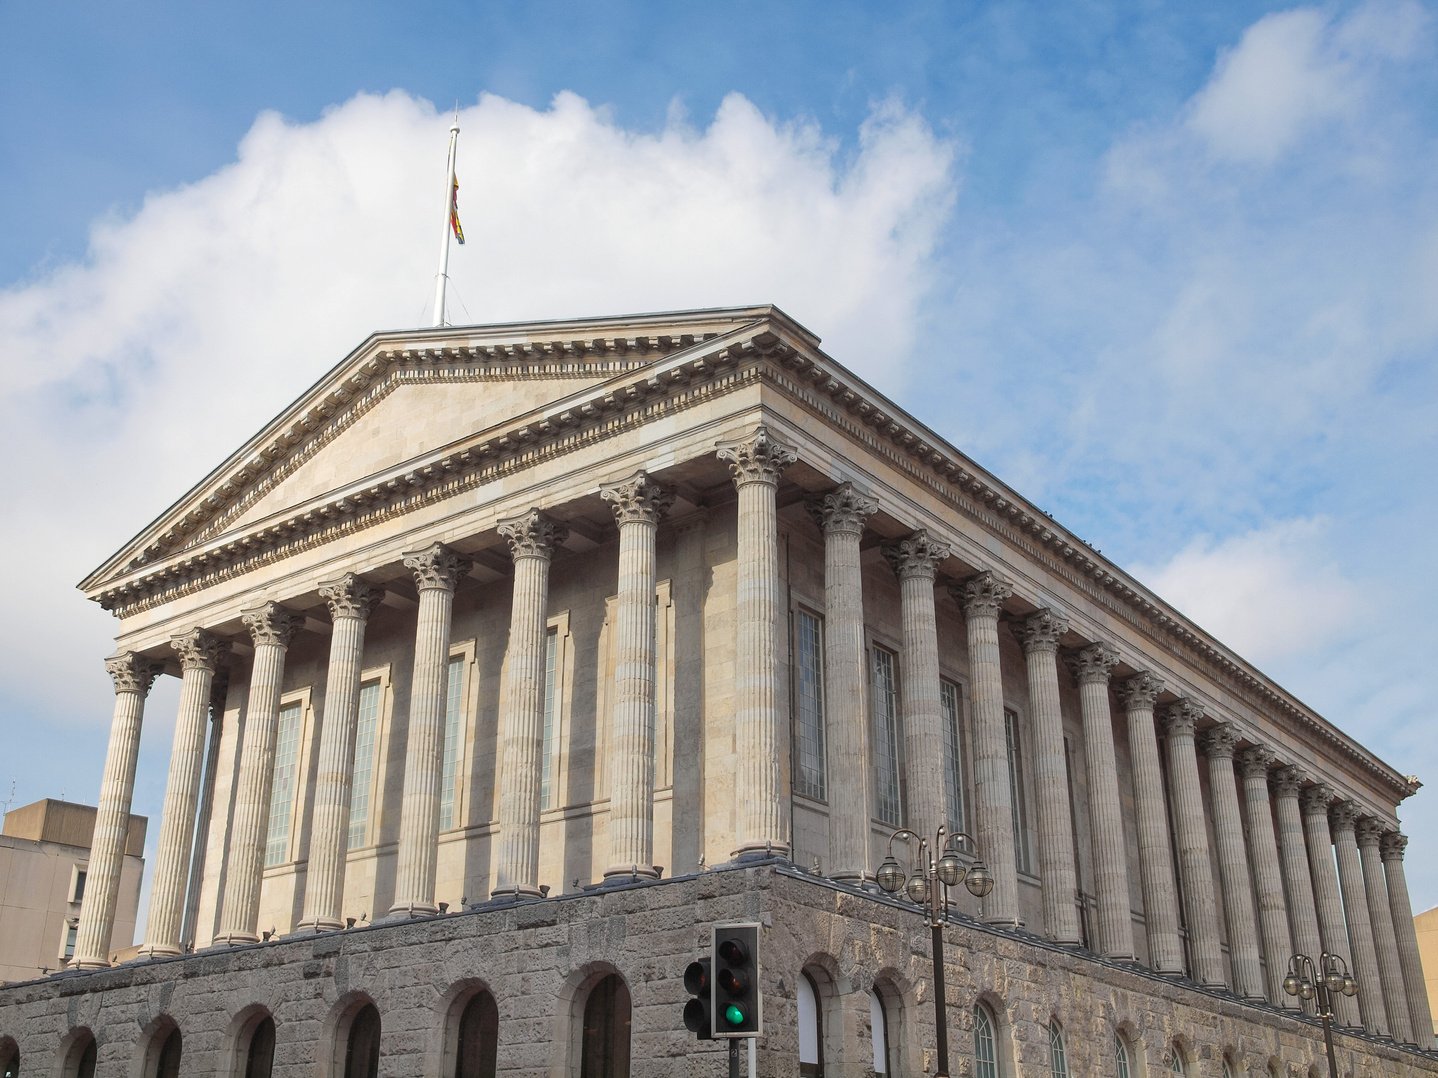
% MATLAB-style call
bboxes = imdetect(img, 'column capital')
[807,482,878,537]
[953,570,1014,620]
[1198,722,1239,760]
[1237,744,1276,779]
[601,471,675,527]
[318,573,382,621]
[1066,641,1118,686]
[169,628,227,673]
[1300,782,1335,816]
[240,601,302,648]
[402,542,472,592]
[1271,764,1309,798]
[1356,816,1386,849]
[1160,698,1205,738]
[717,425,797,487]
[498,508,569,559]
[881,529,951,582]
[1115,671,1164,710]
[105,652,161,696]
[1014,608,1069,654]
[1329,798,1361,834]
[1380,831,1409,862]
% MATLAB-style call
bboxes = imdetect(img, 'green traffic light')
[724,1003,746,1027]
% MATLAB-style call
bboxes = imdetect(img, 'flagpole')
[432,117,461,328]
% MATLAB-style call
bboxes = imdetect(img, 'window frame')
[973,1003,998,1078]
[264,688,313,868]
[438,641,477,832]
[869,642,904,828]
[1003,707,1034,876]
[346,667,392,851]
[1048,1020,1068,1078]
[939,677,969,834]
[791,606,829,804]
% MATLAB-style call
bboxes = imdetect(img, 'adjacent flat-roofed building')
[0,800,145,983]
[0,305,1435,1076]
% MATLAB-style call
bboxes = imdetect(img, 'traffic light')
[682,956,712,1040]
[712,923,762,1037]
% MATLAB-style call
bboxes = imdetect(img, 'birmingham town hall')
[1,305,1435,1077]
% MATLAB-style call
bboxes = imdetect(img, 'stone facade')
[2,305,1435,1075]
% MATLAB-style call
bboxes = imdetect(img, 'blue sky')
[2,1,1437,946]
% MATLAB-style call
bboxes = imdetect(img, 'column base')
[490,885,545,901]
[602,864,660,882]
[291,918,345,935]
[984,915,1023,929]
[68,957,112,971]
[385,901,438,920]
[209,931,260,947]
[732,840,790,862]
[136,943,184,960]
[829,870,874,886]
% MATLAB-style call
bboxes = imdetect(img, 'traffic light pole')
[728,1039,740,1078]
[931,921,949,1077]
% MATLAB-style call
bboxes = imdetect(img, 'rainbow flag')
[450,177,465,244]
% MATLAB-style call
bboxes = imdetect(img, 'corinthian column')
[601,475,672,879]
[1357,817,1411,1043]
[1382,833,1435,1047]
[71,652,160,969]
[143,630,227,955]
[1015,609,1079,945]
[718,427,798,858]
[214,602,301,945]
[1301,784,1360,1027]
[299,574,381,932]
[954,571,1019,926]
[1161,700,1224,987]
[1331,802,1387,1034]
[882,531,951,844]
[811,483,878,881]
[492,510,568,896]
[1237,746,1293,1004]
[1115,672,1183,974]
[390,543,472,918]
[1272,767,1322,974]
[1198,724,1262,999]
[1067,643,1133,959]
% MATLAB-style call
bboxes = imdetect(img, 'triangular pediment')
[81,306,799,592]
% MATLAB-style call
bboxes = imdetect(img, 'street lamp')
[875,826,993,1078]
[1283,951,1358,1078]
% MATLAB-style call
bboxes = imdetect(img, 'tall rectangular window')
[940,680,967,834]
[871,646,902,827]
[1005,708,1033,874]
[540,627,560,810]
[264,699,304,866]
[347,680,382,849]
[438,654,467,830]
[63,922,77,959]
[792,610,827,801]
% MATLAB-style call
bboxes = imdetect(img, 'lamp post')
[876,827,994,1078]
[1283,951,1358,1078]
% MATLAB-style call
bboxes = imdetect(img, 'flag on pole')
[450,176,465,245]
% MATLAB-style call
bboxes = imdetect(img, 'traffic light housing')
[682,956,712,1040]
[712,923,762,1037]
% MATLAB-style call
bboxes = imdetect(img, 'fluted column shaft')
[1199,724,1262,999]
[72,653,158,969]
[300,575,380,930]
[1331,804,1387,1033]
[810,484,878,880]
[215,603,300,944]
[181,677,226,950]
[390,543,471,918]
[1070,644,1133,959]
[1238,748,1293,1004]
[1358,818,1410,1042]
[1016,610,1079,944]
[1161,701,1224,987]
[1116,673,1183,974]
[1382,833,1435,1046]
[601,477,671,879]
[883,532,950,844]
[1273,769,1323,968]
[956,571,1019,926]
[1302,785,1361,1027]
[491,511,567,895]
[718,428,798,856]
[144,630,226,954]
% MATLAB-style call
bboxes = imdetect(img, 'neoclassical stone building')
[0,305,1435,1076]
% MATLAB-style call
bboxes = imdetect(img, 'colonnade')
[68,429,1433,1049]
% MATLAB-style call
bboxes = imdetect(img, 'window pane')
[541,629,559,809]
[973,1005,996,1078]
[871,648,901,827]
[265,701,304,866]
[1004,709,1032,874]
[1115,1034,1130,1078]
[439,656,466,830]
[940,680,966,833]
[793,611,827,801]
[870,991,888,1075]
[64,923,77,958]
[1049,1022,1068,1078]
[347,681,382,849]
[1170,1047,1186,1074]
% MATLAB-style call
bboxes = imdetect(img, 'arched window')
[798,973,823,1078]
[1169,1044,1186,1075]
[344,1005,380,1078]
[1048,1021,1068,1077]
[452,990,498,1078]
[60,1030,97,1078]
[973,1004,997,1078]
[1222,1057,1235,1078]
[1114,1032,1131,1078]
[152,1026,182,1078]
[241,1016,275,1078]
[579,974,630,1078]
[0,1036,17,1078]
[869,991,889,1075]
